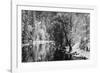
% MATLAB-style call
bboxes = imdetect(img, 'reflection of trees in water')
[22,10,90,62]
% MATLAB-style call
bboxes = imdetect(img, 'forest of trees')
[22,10,90,62]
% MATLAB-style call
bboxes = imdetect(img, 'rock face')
[22,10,90,62]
